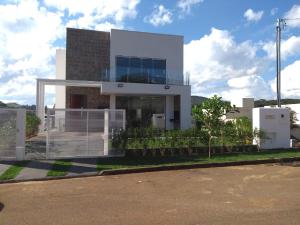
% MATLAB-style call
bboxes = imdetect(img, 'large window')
[116,56,166,84]
[116,96,165,128]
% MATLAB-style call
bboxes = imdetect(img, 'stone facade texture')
[66,28,110,81]
[66,87,109,109]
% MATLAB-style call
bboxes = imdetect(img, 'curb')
[1,157,300,184]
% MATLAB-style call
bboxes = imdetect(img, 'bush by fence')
[26,112,40,138]
[111,127,258,157]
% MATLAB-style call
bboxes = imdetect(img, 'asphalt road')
[0,163,300,225]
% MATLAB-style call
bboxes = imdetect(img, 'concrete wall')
[110,29,183,84]
[253,108,290,149]
[55,49,66,108]
[226,98,254,121]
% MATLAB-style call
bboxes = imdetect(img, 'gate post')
[103,109,109,156]
[16,109,25,160]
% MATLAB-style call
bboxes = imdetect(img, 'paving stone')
[67,158,98,176]
[16,160,55,180]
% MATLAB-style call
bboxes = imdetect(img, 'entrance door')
[70,94,87,108]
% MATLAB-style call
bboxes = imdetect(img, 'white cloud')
[0,0,140,104]
[0,0,64,79]
[144,5,173,27]
[46,0,140,31]
[270,7,278,16]
[270,60,300,98]
[244,8,264,22]
[44,0,140,22]
[222,75,273,104]
[184,28,272,102]
[284,5,300,27]
[262,35,300,59]
[177,0,203,14]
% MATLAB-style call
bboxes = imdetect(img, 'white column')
[36,80,45,132]
[180,88,191,129]
[165,96,174,130]
[122,109,126,130]
[110,94,116,122]
[109,94,116,109]
[103,109,109,156]
[16,109,25,160]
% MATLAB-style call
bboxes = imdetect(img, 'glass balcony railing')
[98,69,189,86]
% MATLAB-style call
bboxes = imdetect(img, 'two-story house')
[38,28,191,130]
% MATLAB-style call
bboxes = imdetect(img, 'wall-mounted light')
[164,85,170,89]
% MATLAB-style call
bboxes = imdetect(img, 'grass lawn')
[47,160,72,177]
[97,149,300,172]
[0,161,29,180]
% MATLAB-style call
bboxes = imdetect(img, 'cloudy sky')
[0,0,300,105]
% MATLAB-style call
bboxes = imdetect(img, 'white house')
[37,28,191,130]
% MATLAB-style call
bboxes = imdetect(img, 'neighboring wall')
[66,28,110,81]
[253,108,290,149]
[110,29,183,84]
[226,98,254,121]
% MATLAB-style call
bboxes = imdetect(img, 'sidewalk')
[0,158,99,182]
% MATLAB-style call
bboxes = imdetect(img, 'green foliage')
[0,161,28,180]
[253,128,268,151]
[289,108,299,129]
[26,112,41,138]
[233,117,253,145]
[192,95,232,158]
[47,160,72,177]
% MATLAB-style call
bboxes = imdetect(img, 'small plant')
[26,112,41,138]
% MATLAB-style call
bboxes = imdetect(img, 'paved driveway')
[0,163,300,225]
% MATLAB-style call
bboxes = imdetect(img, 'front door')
[70,94,87,109]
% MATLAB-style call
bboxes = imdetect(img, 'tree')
[289,108,299,129]
[192,95,232,158]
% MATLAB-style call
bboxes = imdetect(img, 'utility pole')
[276,18,286,108]
[276,19,282,108]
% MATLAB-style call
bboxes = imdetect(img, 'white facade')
[253,108,290,149]
[55,49,66,109]
[110,29,183,84]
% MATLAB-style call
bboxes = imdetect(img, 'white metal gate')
[45,109,125,159]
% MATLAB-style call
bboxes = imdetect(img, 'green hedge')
[26,112,41,138]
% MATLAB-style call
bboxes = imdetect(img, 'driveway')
[0,163,300,225]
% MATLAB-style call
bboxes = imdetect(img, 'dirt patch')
[0,164,300,225]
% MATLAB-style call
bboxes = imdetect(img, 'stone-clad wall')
[66,28,110,81]
[66,87,109,109]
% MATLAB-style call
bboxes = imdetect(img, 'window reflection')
[116,96,165,128]
[116,56,166,84]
